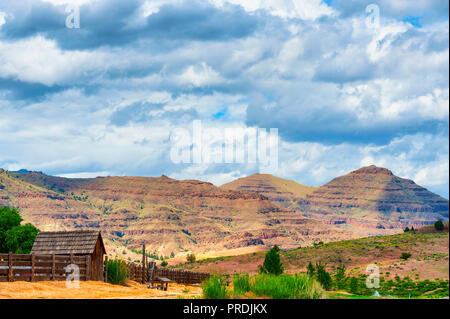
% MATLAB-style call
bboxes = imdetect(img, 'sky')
[0,0,448,198]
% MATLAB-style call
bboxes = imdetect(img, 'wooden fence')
[0,253,90,282]
[127,261,209,285]
[155,267,210,284]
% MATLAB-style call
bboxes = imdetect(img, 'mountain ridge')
[0,168,356,258]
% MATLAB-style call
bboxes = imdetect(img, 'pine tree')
[259,245,283,275]
[335,264,347,290]
[435,220,444,231]
[315,262,332,290]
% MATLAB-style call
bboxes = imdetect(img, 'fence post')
[52,254,56,281]
[85,255,91,281]
[31,254,35,282]
[142,244,146,284]
[8,252,12,282]
[104,255,108,283]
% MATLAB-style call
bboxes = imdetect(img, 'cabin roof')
[31,230,106,255]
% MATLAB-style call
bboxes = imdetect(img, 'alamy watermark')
[65,4,80,29]
[65,263,80,288]
[170,120,278,172]
[365,264,380,289]
[365,4,380,29]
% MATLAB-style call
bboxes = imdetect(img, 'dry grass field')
[0,280,201,299]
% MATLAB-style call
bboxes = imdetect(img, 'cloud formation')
[0,0,448,198]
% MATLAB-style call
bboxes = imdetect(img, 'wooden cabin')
[31,230,106,281]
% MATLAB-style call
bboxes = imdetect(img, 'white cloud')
[0,11,6,26]
[0,36,104,86]
[0,0,448,200]
[212,0,335,20]
[176,62,224,87]
[56,171,112,178]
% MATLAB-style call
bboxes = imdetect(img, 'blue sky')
[0,0,448,198]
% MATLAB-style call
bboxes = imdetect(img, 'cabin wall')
[89,238,104,281]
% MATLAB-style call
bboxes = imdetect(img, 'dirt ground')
[0,280,202,299]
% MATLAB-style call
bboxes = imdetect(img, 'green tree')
[404,227,410,232]
[5,223,40,254]
[259,245,283,275]
[349,277,359,294]
[334,264,347,290]
[315,262,332,290]
[0,207,23,253]
[434,220,444,231]
[307,262,315,277]
[160,260,168,267]
[187,253,196,263]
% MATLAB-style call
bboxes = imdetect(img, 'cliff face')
[221,173,316,208]
[4,165,445,256]
[221,166,449,236]
[0,169,354,257]
[301,165,449,232]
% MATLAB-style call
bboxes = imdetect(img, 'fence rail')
[126,261,209,285]
[0,253,90,282]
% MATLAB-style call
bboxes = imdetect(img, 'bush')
[202,275,227,299]
[307,262,315,277]
[160,260,168,267]
[233,273,250,295]
[434,220,444,231]
[404,227,410,232]
[259,245,283,275]
[250,274,325,299]
[400,253,412,260]
[187,253,196,263]
[106,257,130,285]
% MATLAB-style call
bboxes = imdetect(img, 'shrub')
[400,253,412,260]
[233,273,250,295]
[434,220,444,231]
[404,227,409,232]
[202,275,227,299]
[187,253,196,263]
[106,257,130,285]
[160,260,168,267]
[307,262,315,277]
[259,245,283,275]
[250,274,325,299]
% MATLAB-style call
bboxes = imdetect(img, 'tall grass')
[203,273,326,299]
[202,274,228,299]
[233,273,250,295]
[106,257,130,285]
[250,274,326,299]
